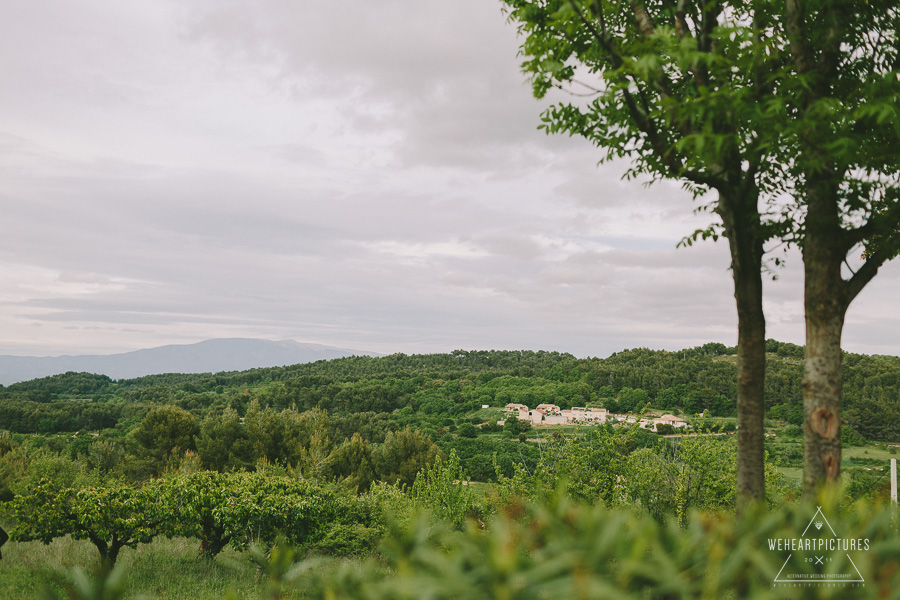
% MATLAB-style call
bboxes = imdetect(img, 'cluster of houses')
[503,403,607,426]
[502,403,688,432]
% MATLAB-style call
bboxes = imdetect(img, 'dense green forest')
[1,340,897,443]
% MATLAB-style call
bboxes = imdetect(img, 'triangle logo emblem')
[771,506,866,585]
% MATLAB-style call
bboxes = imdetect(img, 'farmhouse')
[653,414,688,428]
[504,403,531,421]
[636,413,690,432]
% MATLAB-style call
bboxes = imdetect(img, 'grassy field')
[778,466,803,484]
[773,439,898,487]
[0,536,317,599]
[843,445,899,462]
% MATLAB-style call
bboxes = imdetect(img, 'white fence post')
[891,458,897,505]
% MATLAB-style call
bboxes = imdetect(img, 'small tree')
[7,479,165,567]
[159,470,337,556]
[195,407,253,472]
[156,470,235,558]
[329,433,377,493]
[222,474,336,551]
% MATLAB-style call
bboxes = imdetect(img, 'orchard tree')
[7,479,165,567]
[157,470,237,557]
[221,473,336,551]
[160,470,332,556]
[501,0,790,507]
[410,450,480,529]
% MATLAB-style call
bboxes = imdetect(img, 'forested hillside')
[0,340,896,499]
[1,340,897,445]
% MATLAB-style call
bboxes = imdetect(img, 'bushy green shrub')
[458,423,479,438]
[842,426,867,447]
[844,469,892,505]
[306,494,387,557]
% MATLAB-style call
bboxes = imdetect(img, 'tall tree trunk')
[801,294,844,496]
[718,191,767,510]
[733,253,766,509]
[801,183,847,497]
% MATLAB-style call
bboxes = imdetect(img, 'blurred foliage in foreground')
[296,492,900,600]
[55,491,897,600]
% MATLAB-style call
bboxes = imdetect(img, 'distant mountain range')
[0,339,378,385]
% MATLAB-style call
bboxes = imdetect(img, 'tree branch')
[845,238,900,304]
[631,1,656,36]
[698,0,722,54]
[740,150,761,199]
[566,0,719,190]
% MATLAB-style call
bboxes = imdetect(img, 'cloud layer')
[1,1,896,358]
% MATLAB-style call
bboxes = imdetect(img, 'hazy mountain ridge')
[0,339,377,385]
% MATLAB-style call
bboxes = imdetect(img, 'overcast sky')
[1,1,898,359]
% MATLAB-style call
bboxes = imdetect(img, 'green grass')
[0,536,319,599]
[778,466,803,484]
[472,407,504,421]
[843,445,897,462]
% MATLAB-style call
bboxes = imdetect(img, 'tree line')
[2,342,897,442]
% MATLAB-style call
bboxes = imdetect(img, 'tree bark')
[801,182,847,497]
[733,255,766,510]
[718,190,767,510]
[108,540,122,568]
[200,517,230,558]
[801,297,844,496]
[90,534,112,568]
